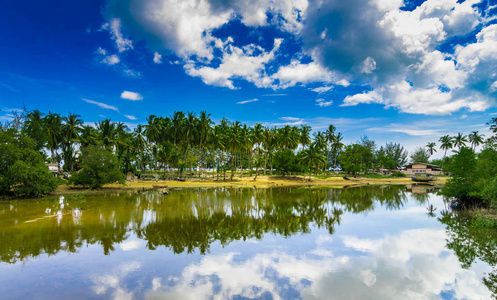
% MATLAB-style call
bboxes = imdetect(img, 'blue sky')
[1,0,497,157]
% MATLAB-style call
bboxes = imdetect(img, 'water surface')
[0,186,495,299]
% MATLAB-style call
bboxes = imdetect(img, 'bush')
[70,145,125,189]
[391,172,406,177]
[0,129,58,197]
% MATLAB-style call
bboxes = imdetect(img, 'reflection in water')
[0,185,408,261]
[0,185,495,299]
[439,211,497,298]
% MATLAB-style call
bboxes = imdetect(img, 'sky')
[1,0,497,157]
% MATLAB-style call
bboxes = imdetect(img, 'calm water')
[0,186,495,299]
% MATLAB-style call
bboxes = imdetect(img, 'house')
[45,163,59,177]
[402,163,443,176]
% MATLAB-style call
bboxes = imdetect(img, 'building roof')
[403,162,441,169]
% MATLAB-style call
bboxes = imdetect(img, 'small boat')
[411,176,435,182]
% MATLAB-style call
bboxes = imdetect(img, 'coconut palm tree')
[439,135,453,159]
[488,117,497,133]
[62,113,83,171]
[332,132,344,169]
[252,123,264,179]
[299,124,311,150]
[227,121,242,180]
[453,133,467,150]
[279,125,298,150]
[313,131,327,151]
[262,127,274,176]
[468,131,484,151]
[425,142,437,156]
[300,143,327,181]
[23,109,47,151]
[197,111,213,176]
[96,119,117,149]
[44,112,62,165]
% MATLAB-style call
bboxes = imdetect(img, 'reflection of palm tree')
[426,204,437,217]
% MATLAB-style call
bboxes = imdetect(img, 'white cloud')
[120,91,143,101]
[105,18,133,53]
[124,115,138,120]
[101,54,120,65]
[359,56,377,74]
[237,98,258,104]
[123,69,142,78]
[144,228,491,300]
[153,52,162,64]
[82,98,119,111]
[119,239,144,251]
[279,116,301,121]
[103,0,496,115]
[272,61,347,88]
[185,39,282,89]
[315,98,333,107]
[310,86,333,93]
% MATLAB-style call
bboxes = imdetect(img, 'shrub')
[391,172,406,177]
[70,145,125,189]
[0,129,58,197]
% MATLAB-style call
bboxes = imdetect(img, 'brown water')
[0,186,495,299]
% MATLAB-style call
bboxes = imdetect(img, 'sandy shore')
[55,175,448,195]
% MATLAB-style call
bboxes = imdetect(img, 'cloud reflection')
[144,229,491,299]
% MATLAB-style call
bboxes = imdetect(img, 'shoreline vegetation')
[53,174,448,196]
[1,108,496,221]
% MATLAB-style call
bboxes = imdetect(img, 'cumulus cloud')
[82,98,119,111]
[120,91,143,101]
[102,54,120,65]
[153,52,162,64]
[315,98,333,107]
[185,39,282,89]
[101,0,497,115]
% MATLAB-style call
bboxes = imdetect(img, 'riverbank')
[54,175,448,195]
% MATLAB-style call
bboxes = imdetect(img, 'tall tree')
[62,113,83,171]
[44,112,62,166]
[410,147,430,164]
[299,124,311,150]
[439,135,453,159]
[252,123,264,179]
[468,131,484,151]
[426,142,437,156]
[300,144,326,181]
[453,133,468,150]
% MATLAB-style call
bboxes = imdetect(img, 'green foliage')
[391,171,406,177]
[339,144,373,175]
[69,145,125,189]
[410,147,430,163]
[472,214,497,229]
[0,128,58,197]
[273,149,302,176]
[441,147,479,207]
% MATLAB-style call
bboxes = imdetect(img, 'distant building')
[402,163,443,176]
[45,163,59,177]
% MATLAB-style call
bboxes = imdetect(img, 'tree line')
[1,107,496,195]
